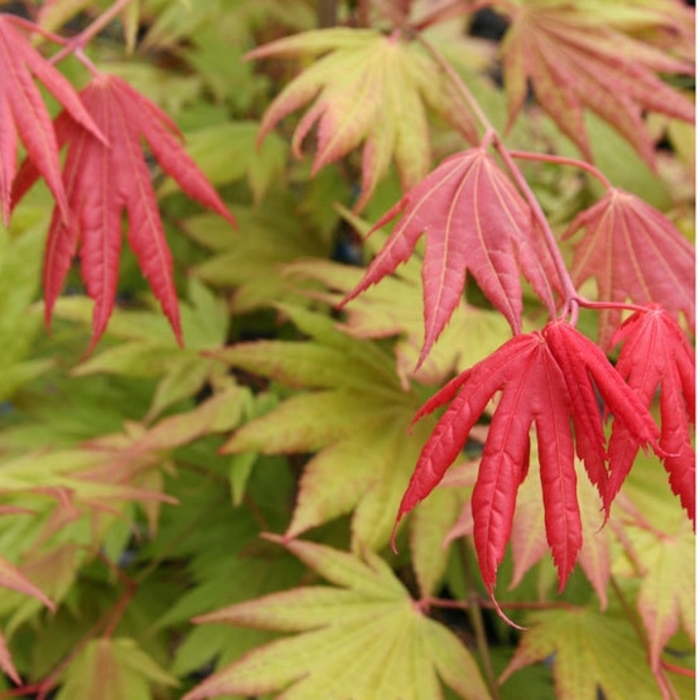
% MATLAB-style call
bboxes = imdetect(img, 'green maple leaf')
[501,609,667,699]
[52,278,230,420]
[185,537,489,700]
[215,305,433,551]
[248,28,477,209]
[157,121,287,205]
[182,199,332,314]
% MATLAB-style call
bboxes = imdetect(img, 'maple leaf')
[0,15,105,225]
[14,73,235,351]
[564,188,695,349]
[607,306,696,523]
[501,608,669,700]
[247,28,477,210]
[500,0,694,167]
[184,537,490,700]
[395,322,660,599]
[342,148,560,364]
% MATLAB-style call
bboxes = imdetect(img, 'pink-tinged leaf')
[0,630,19,685]
[343,149,559,365]
[500,2,694,166]
[564,189,695,349]
[608,307,696,523]
[0,555,54,611]
[0,16,105,224]
[636,527,695,687]
[249,28,478,210]
[15,73,234,350]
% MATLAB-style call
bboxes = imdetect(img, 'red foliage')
[394,322,662,595]
[14,73,235,351]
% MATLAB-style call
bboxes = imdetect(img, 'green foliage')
[0,1,693,699]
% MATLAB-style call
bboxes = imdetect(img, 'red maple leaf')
[564,189,694,350]
[341,148,561,365]
[0,15,105,225]
[394,322,660,599]
[14,73,235,350]
[608,306,695,524]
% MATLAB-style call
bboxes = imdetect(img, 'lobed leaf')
[14,73,235,351]
[248,28,477,209]
[564,189,695,349]
[500,1,694,167]
[397,322,661,598]
[342,148,560,365]
[186,539,489,700]
[608,306,696,523]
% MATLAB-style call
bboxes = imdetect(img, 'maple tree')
[0,0,694,699]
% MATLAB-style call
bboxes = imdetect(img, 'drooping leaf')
[248,28,478,209]
[14,73,235,351]
[501,608,667,700]
[395,322,660,597]
[499,0,694,166]
[185,538,490,700]
[342,148,560,364]
[0,15,105,225]
[564,189,695,348]
[607,307,695,523]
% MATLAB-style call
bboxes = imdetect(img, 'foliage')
[0,1,694,699]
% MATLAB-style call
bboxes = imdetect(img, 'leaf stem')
[573,296,651,316]
[413,32,580,322]
[49,0,137,64]
[508,150,613,189]
[458,538,501,700]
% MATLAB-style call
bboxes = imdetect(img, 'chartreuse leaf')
[216,305,431,550]
[141,0,314,50]
[501,609,664,699]
[158,121,286,204]
[185,538,489,700]
[55,637,177,700]
[0,209,54,400]
[249,27,477,209]
[52,278,230,420]
[182,198,332,313]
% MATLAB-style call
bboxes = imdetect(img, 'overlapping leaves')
[248,28,477,209]
[499,0,694,166]
[185,537,490,700]
[14,72,235,351]
[395,321,660,600]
